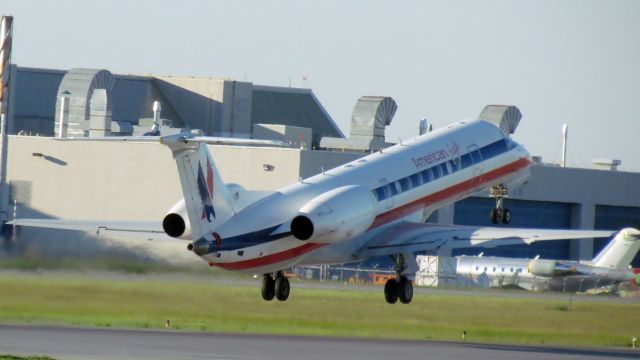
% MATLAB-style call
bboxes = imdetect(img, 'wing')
[357,222,615,259]
[9,219,182,242]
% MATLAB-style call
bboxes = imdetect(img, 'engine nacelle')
[162,199,192,240]
[527,259,575,277]
[527,259,557,276]
[290,185,377,243]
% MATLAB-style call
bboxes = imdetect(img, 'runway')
[0,324,637,360]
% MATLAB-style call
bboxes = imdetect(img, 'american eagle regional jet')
[12,118,623,304]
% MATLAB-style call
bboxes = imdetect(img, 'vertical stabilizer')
[592,228,640,269]
[162,134,234,241]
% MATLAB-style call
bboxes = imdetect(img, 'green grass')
[0,272,638,348]
[0,356,56,360]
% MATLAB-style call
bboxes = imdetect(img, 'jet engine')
[527,259,556,276]
[162,199,192,240]
[527,259,575,277]
[290,185,377,243]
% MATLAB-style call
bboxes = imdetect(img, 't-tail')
[159,133,288,244]
[592,228,640,269]
[161,134,235,241]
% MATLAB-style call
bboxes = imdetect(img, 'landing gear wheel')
[490,209,499,224]
[491,208,504,224]
[398,278,414,304]
[261,275,275,301]
[502,209,511,224]
[275,276,290,302]
[384,279,399,304]
[490,184,510,225]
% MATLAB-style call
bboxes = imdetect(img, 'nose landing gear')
[490,184,511,224]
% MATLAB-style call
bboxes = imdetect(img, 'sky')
[4,0,640,170]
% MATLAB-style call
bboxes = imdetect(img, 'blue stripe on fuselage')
[205,224,291,253]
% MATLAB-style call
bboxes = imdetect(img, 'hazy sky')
[4,0,640,170]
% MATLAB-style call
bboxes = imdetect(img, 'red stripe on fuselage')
[215,242,327,271]
[211,157,529,271]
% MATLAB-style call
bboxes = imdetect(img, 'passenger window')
[492,267,496,272]
[471,149,482,164]
[440,163,449,176]
[421,169,432,183]
[475,266,479,271]
[432,166,441,180]
[450,159,460,172]
[399,178,410,192]
[410,173,422,187]
[461,153,473,168]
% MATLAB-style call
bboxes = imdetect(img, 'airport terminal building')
[1,65,639,267]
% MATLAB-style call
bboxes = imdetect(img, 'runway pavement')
[0,324,637,360]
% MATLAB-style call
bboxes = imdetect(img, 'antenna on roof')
[561,124,568,168]
[419,119,428,135]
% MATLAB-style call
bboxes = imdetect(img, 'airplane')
[10,116,625,304]
[455,227,640,292]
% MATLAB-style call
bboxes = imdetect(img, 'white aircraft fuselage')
[193,120,530,274]
[456,256,635,292]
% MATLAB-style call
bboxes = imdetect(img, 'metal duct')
[478,105,522,135]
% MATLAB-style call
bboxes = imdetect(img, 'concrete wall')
[4,136,304,221]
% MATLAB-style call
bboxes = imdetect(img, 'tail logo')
[196,158,216,222]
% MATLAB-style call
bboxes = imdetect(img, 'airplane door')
[468,145,483,189]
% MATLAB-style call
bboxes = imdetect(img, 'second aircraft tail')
[592,228,640,270]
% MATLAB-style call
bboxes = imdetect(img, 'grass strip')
[0,272,638,348]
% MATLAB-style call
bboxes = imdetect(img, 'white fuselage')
[456,256,635,291]
[201,120,531,274]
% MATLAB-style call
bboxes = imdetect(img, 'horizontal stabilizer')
[55,133,290,147]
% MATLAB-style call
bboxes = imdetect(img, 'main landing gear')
[489,184,511,224]
[261,271,290,302]
[384,277,413,304]
[384,253,418,304]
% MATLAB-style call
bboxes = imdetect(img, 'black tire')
[490,209,499,224]
[384,279,399,304]
[275,276,290,301]
[261,275,275,301]
[399,278,414,304]
[502,209,511,224]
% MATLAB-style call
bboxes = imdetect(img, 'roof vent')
[478,105,522,135]
[320,96,397,151]
[592,159,621,171]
